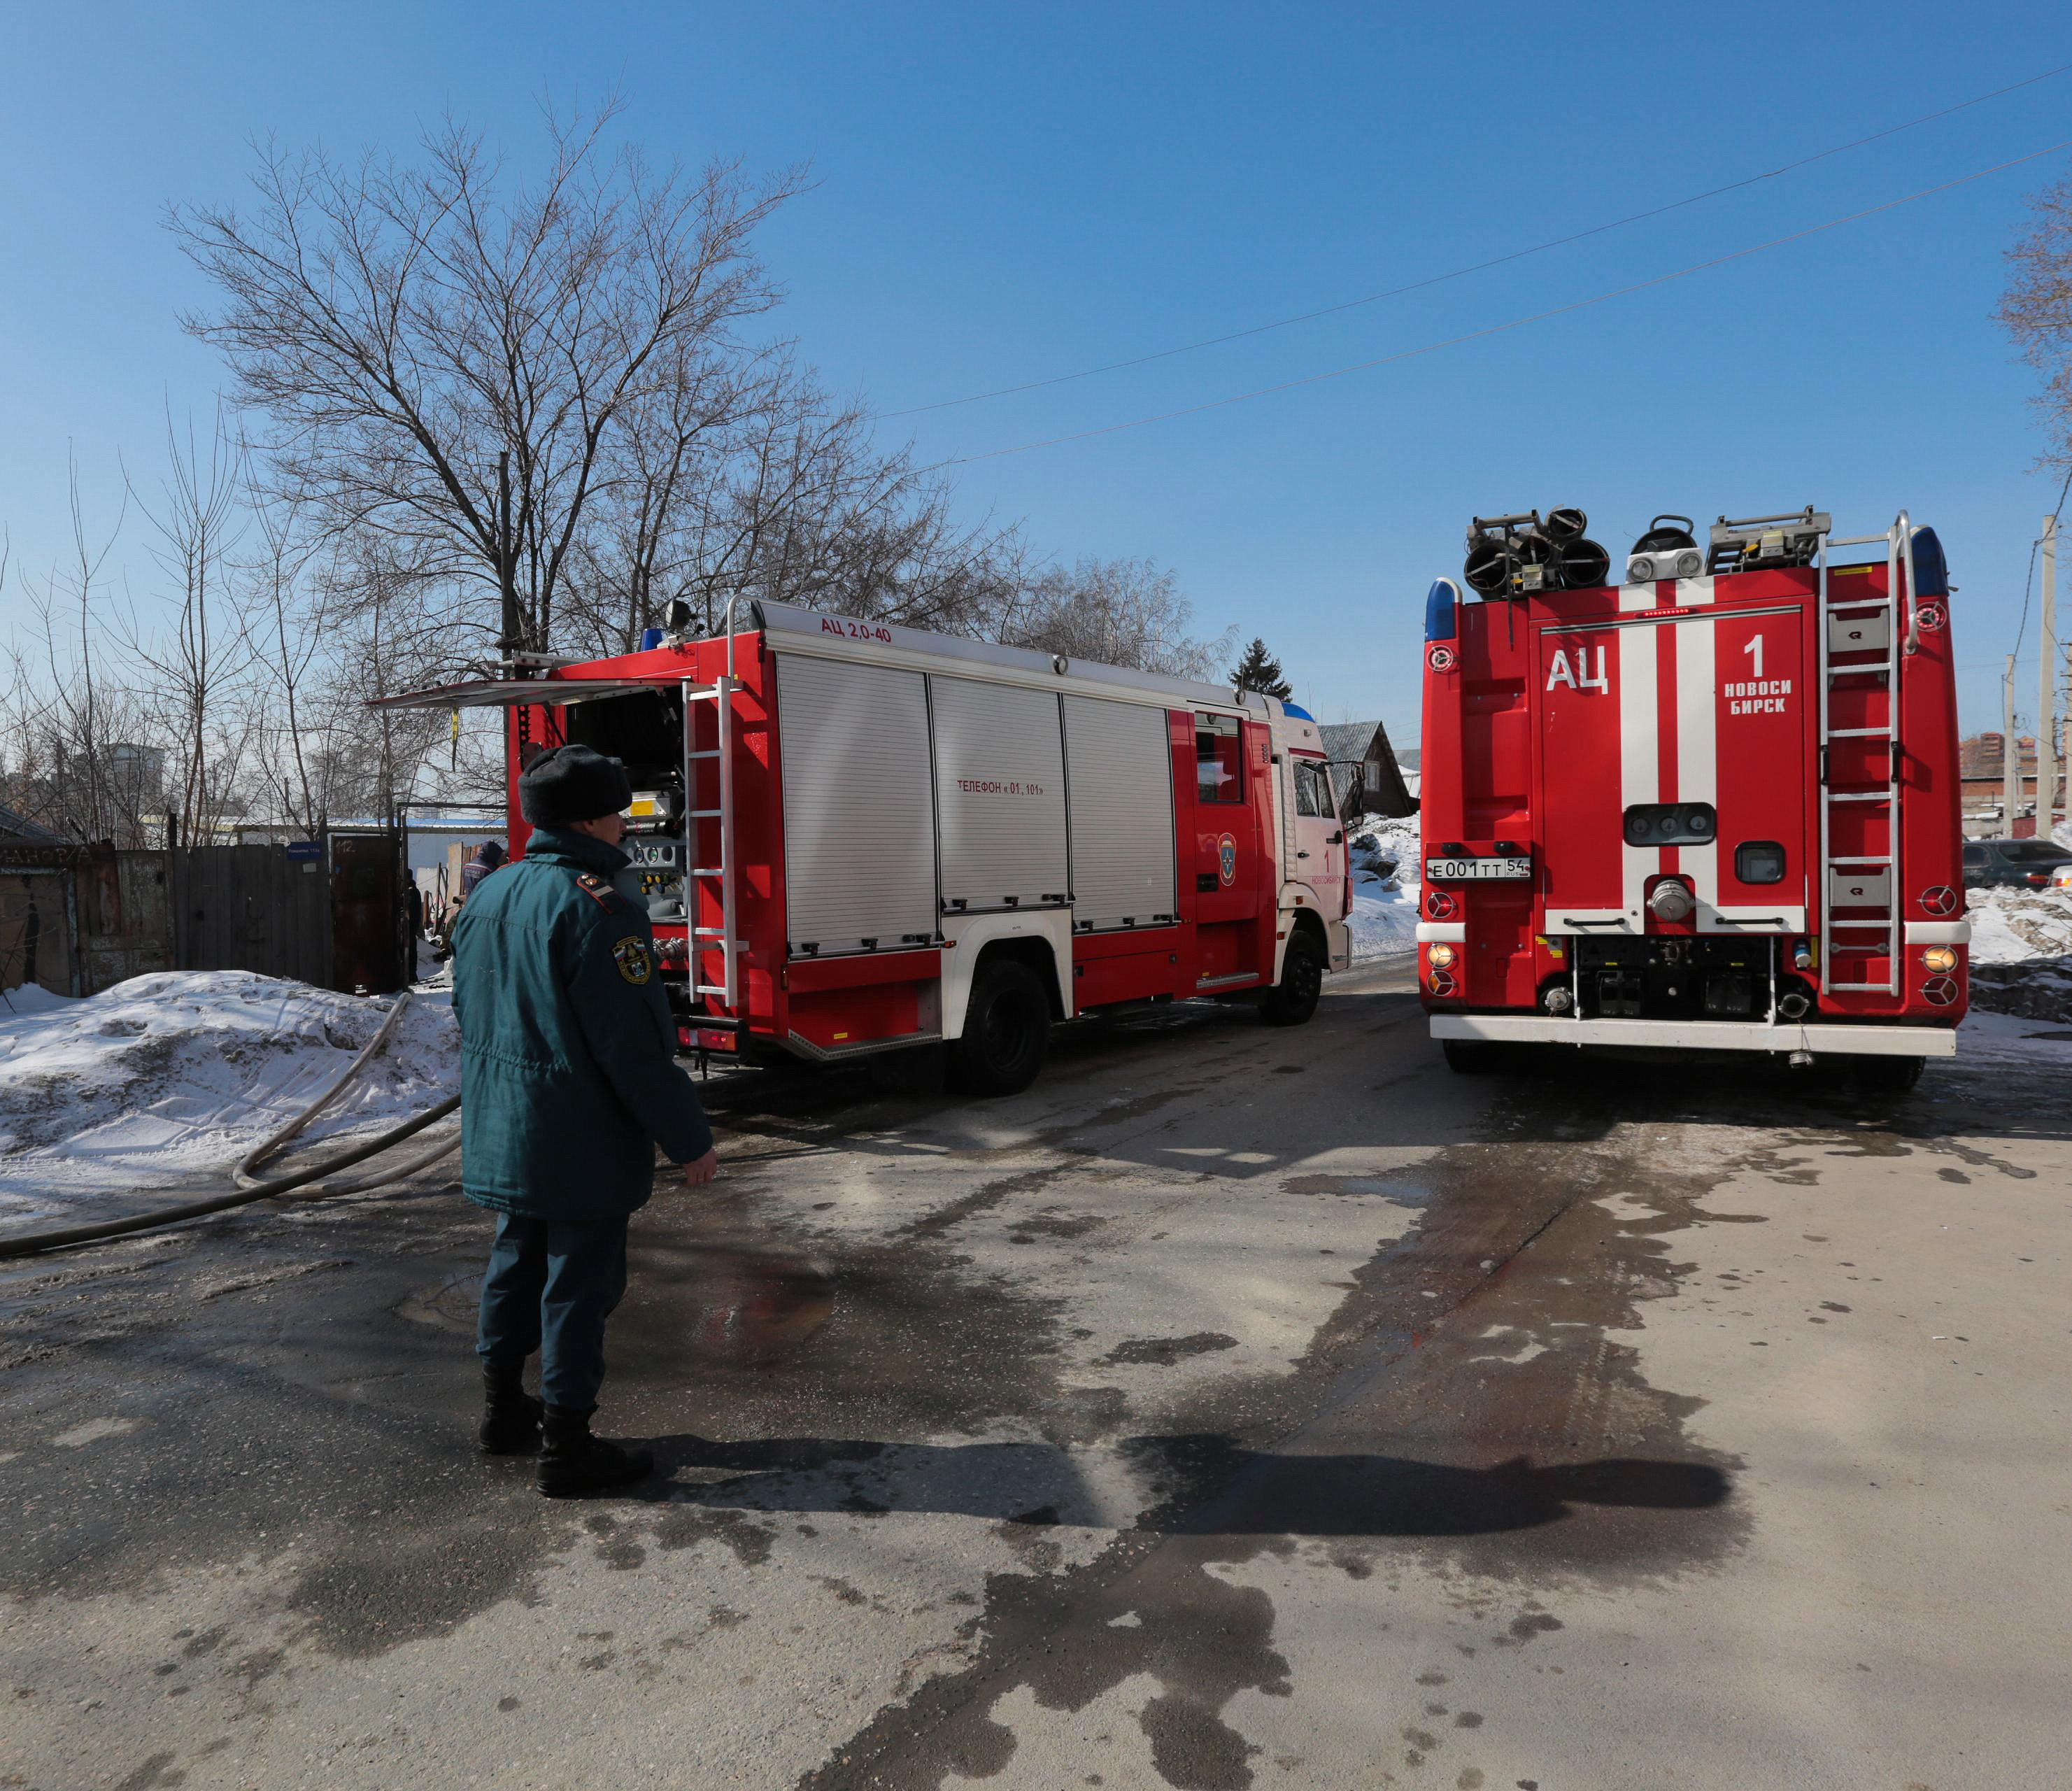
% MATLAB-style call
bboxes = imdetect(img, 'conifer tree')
[1228,637,1293,700]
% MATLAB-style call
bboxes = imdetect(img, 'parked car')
[1961,837,2072,890]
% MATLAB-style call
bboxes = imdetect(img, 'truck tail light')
[1426,943,1457,969]
[1428,968,1458,996]
[1920,946,1957,975]
[1922,976,1958,1005]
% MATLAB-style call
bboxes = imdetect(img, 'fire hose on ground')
[0,994,460,1261]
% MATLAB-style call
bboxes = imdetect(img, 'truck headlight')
[1920,946,1957,974]
[1427,943,1457,968]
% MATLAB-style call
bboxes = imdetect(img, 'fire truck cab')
[1418,506,1966,1085]
[383,603,1363,1095]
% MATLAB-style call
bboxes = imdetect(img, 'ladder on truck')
[1815,512,1921,996]
[681,673,741,1011]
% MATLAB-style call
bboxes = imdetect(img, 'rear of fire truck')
[1417,504,1966,1087]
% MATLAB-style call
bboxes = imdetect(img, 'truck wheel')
[1850,1054,1924,1095]
[1260,932,1325,1027]
[1441,1038,1495,1073]
[949,961,1051,1096]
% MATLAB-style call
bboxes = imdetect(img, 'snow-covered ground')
[1965,883,2072,1023]
[1966,882,2072,963]
[0,973,459,1226]
[1346,814,1421,963]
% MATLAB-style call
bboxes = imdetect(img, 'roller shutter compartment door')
[931,677,1068,912]
[774,654,937,955]
[1063,696,1177,931]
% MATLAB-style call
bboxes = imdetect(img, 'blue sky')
[2,1,2069,747]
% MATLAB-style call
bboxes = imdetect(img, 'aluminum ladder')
[681,673,740,1010]
[1815,512,1920,996]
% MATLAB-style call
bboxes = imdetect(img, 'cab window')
[1196,714,1244,805]
[1293,762,1320,817]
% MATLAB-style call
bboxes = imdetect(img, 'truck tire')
[1849,1053,1924,1095]
[1441,1038,1496,1073]
[1260,931,1324,1027]
[949,960,1051,1096]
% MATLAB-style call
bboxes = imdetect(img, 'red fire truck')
[1418,506,1966,1086]
[382,602,1367,1093]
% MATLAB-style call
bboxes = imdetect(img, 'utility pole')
[2003,654,2020,830]
[2040,514,2058,834]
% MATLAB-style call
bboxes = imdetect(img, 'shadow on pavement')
[626,1431,1729,1541]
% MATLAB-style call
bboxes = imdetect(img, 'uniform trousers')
[476,1212,630,1413]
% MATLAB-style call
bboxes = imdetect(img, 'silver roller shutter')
[774,653,937,954]
[1063,695,1177,932]
[931,676,1068,911]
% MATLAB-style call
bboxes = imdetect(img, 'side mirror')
[1326,761,1368,823]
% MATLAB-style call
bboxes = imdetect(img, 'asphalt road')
[3,964,2068,1791]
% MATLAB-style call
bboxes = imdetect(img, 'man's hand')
[683,1147,720,1189]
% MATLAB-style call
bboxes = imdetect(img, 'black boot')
[478,1362,545,1455]
[537,1406,655,1498]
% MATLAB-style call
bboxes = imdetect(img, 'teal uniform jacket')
[450,826,714,1222]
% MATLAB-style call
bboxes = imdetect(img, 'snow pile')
[1965,884,2072,1023]
[0,984,78,1020]
[1955,1007,2072,1065]
[0,972,459,1224]
[1347,815,1422,962]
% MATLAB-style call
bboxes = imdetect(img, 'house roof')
[1312,720,1417,819]
[1316,721,1379,763]
[0,802,62,842]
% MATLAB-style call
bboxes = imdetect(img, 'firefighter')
[459,837,507,898]
[450,744,720,1497]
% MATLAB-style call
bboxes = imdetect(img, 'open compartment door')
[366,677,662,711]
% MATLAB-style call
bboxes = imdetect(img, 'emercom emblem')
[612,936,654,986]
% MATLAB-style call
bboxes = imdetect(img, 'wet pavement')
[3,965,2069,1789]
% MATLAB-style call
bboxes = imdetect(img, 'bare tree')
[122,405,257,842]
[2001,176,2072,466]
[558,349,1028,654]
[173,102,805,655]
[240,472,339,835]
[558,335,783,653]
[1000,556,1235,679]
[2,458,162,844]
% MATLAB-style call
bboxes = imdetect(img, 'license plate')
[1425,855,1531,882]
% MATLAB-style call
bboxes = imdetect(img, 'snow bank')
[0,972,459,1225]
[1965,884,2072,1024]
[1955,1007,2072,1064]
[0,984,78,1020]
[1347,815,1421,963]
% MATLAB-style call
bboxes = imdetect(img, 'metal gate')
[330,833,407,995]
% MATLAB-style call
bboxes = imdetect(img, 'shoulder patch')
[574,872,618,910]
[611,935,654,986]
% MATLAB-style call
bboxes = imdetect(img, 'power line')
[938,141,2072,468]
[884,62,2072,421]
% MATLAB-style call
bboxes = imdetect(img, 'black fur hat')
[518,744,633,828]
